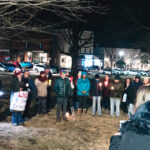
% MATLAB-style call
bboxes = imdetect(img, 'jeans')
[92,96,101,116]
[12,112,23,125]
[110,97,120,117]
[36,96,47,114]
[56,97,68,120]
[128,103,134,118]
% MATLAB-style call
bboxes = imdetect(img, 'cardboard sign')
[10,91,28,111]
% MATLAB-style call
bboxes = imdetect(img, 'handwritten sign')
[10,91,28,111]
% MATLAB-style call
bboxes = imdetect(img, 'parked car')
[50,68,57,74]
[33,64,45,72]
[3,63,16,72]
[102,68,112,75]
[138,70,149,76]
[126,70,141,76]
[85,66,100,71]
[20,62,33,68]
[0,63,7,72]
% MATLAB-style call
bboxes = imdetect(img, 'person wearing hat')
[10,70,24,126]
[90,74,102,116]
[109,74,124,117]
[125,75,142,118]
[77,71,90,115]
[54,70,71,122]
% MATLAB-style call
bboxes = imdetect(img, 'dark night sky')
[92,0,150,49]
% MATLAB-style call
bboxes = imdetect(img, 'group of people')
[109,77,150,150]
[10,67,52,126]
[9,66,150,125]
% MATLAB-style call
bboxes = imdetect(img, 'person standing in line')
[125,75,142,118]
[90,74,102,116]
[102,74,110,113]
[121,78,131,114]
[54,70,71,122]
[74,71,82,111]
[35,71,48,115]
[45,67,53,112]
[110,75,124,117]
[22,70,36,121]
[10,70,24,126]
[143,77,150,86]
[67,75,75,116]
[77,71,90,115]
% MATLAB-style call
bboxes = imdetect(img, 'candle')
[99,82,102,87]
[48,79,51,86]
[104,81,108,87]
[111,86,114,90]
[26,83,29,87]
[65,112,70,118]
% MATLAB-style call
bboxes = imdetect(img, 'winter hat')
[114,74,120,80]
[135,75,141,79]
[81,71,87,76]
[40,71,45,75]
[95,74,100,79]
[60,70,67,75]
[14,70,22,77]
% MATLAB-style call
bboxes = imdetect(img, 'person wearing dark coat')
[121,78,131,113]
[54,70,71,122]
[90,74,102,116]
[22,70,36,121]
[109,100,150,150]
[125,75,142,117]
[45,67,53,112]
[102,74,110,112]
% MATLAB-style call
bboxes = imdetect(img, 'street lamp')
[119,51,124,57]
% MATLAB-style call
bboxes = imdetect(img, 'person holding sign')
[10,70,24,126]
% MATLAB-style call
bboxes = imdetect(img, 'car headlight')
[0,91,4,96]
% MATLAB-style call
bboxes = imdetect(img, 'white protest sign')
[10,91,28,111]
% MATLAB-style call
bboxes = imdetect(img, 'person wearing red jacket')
[102,74,110,113]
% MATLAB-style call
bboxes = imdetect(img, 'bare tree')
[0,0,109,39]
[103,48,117,73]
[51,23,94,79]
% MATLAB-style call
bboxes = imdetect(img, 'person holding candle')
[45,67,53,112]
[90,74,102,116]
[102,74,110,113]
[110,74,124,117]
[22,70,36,121]
[77,71,90,115]
[54,70,71,122]
[125,75,142,118]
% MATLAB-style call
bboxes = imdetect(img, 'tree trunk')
[71,47,79,82]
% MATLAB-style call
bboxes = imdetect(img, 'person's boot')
[77,109,81,116]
